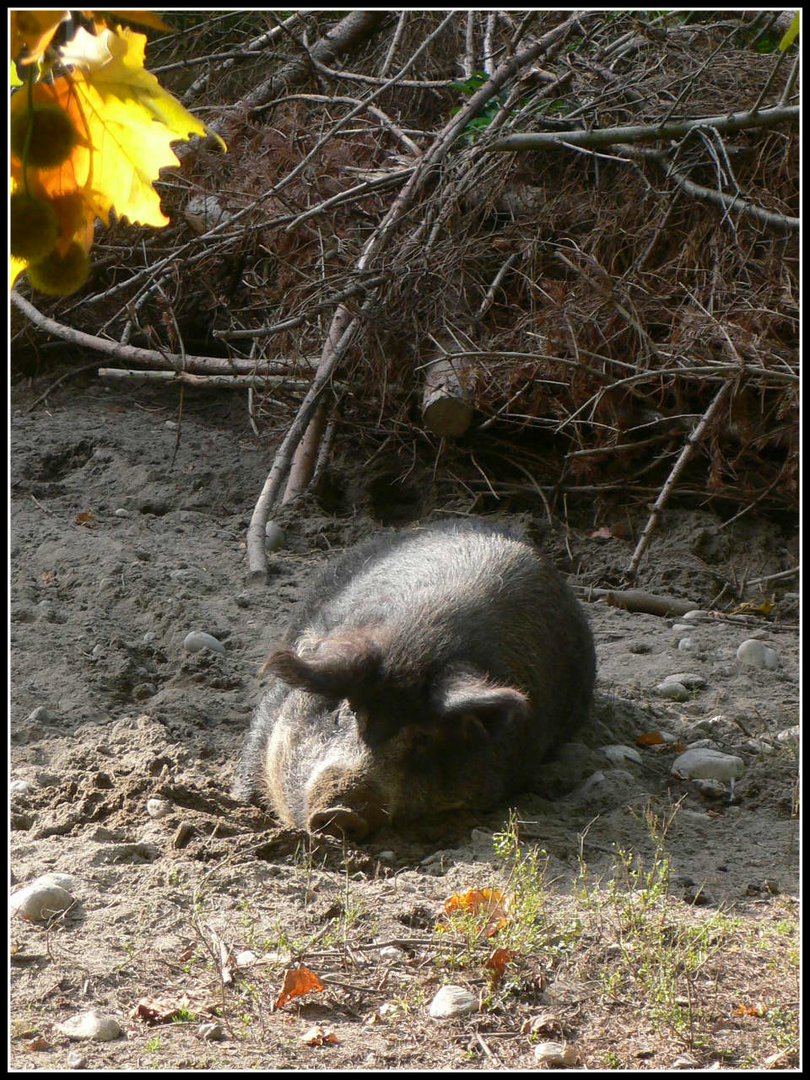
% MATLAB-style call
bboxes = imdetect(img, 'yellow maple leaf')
[12,28,212,229]
[10,10,70,66]
[60,27,212,141]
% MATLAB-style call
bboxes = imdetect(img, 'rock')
[146,798,173,819]
[113,508,131,518]
[736,639,778,670]
[11,879,75,922]
[379,945,406,961]
[66,1051,88,1068]
[600,744,642,766]
[235,950,258,968]
[428,985,478,1018]
[664,673,706,689]
[534,1041,577,1066]
[677,637,694,652]
[10,779,35,796]
[264,521,285,552]
[656,680,690,702]
[183,631,225,655]
[567,769,638,806]
[56,1011,122,1042]
[672,748,744,794]
[26,705,54,724]
[776,726,799,747]
[682,610,709,622]
[197,1021,225,1041]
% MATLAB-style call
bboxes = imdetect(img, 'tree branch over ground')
[12,10,799,583]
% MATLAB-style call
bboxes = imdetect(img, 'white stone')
[682,610,709,621]
[10,779,35,796]
[600,744,642,766]
[56,1011,122,1042]
[534,1041,577,1066]
[183,631,225,655]
[428,985,478,1018]
[11,881,74,922]
[235,950,258,968]
[736,639,778,669]
[664,672,706,689]
[379,945,406,961]
[146,798,173,819]
[264,521,285,552]
[656,680,690,701]
[672,748,744,784]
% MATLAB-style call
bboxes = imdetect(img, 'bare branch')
[486,104,800,152]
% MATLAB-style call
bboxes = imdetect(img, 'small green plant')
[144,1035,162,1053]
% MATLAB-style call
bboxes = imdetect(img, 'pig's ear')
[433,671,530,728]
[265,630,383,697]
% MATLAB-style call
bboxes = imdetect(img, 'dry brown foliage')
[14,11,799,523]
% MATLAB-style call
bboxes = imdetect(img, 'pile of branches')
[12,10,799,580]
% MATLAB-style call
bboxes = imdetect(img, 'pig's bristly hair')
[265,634,384,698]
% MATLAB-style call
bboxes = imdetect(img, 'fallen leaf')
[589,526,614,541]
[732,1003,768,1017]
[274,966,325,1010]
[75,511,95,527]
[26,1037,50,1052]
[443,888,509,938]
[635,731,665,746]
[484,947,514,987]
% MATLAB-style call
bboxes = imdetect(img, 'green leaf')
[778,12,799,51]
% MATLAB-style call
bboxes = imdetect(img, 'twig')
[626,380,734,581]
[486,104,800,152]
[246,12,590,581]
[11,292,321,377]
[213,277,387,341]
[180,11,314,104]
[97,369,327,389]
[379,11,408,77]
[744,566,799,588]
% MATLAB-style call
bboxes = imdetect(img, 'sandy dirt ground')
[10,367,799,1070]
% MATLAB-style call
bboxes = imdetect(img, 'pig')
[234,518,595,838]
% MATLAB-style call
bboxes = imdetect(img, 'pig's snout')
[305,764,389,838]
[308,806,372,839]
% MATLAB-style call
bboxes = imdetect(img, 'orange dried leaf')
[636,731,666,746]
[274,966,325,1010]
[484,947,514,987]
[444,887,506,917]
[444,888,509,938]
[75,511,95,527]
[732,1003,768,1018]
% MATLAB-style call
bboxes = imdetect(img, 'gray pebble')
[26,706,53,724]
[672,748,744,784]
[10,779,35,796]
[113,508,131,518]
[429,985,478,1018]
[736,639,778,670]
[677,637,694,652]
[656,681,690,701]
[197,1021,225,1041]
[11,881,75,922]
[664,672,706,689]
[183,631,225,655]
[264,521,285,552]
[600,744,642,766]
[146,798,173,819]
[56,1011,122,1042]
